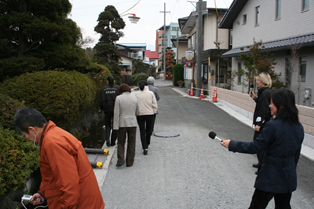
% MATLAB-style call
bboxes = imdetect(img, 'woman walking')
[136,80,158,155]
[222,89,304,208]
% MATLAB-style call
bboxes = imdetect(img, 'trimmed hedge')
[172,64,184,86]
[0,71,98,129]
[0,94,25,130]
[131,73,149,86]
[0,126,40,195]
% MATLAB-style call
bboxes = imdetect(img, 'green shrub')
[131,73,149,86]
[0,94,25,130]
[172,64,184,86]
[0,71,97,129]
[0,57,45,82]
[0,126,40,195]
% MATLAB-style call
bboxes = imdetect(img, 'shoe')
[116,162,125,167]
[252,163,260,168]
[111,143,116,146]
[126,164,133,167]
[143,149,148,155]
[255,171,258,175]
[106,142,111,147]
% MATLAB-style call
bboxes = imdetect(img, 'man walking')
[98,76,119,147]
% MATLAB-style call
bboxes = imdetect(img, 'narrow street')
[101,83,314,209]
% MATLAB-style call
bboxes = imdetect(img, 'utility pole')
[176,28,179,64]
[196,0,203,97]
[160,3,170,77]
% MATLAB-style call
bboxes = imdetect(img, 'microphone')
[208,131,223,142]
[249,84,254,93]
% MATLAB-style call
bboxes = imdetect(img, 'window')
[276,0,281,19]
[229,29,233,46]
[302,0,309,11]
[243,14,247,24]
[255,6,260,26]
[299,57,306,82]
[171,35,176,39]
[237,62,242,83]
[171,27,178,31]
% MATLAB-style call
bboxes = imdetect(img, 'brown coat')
[39,121,104,209]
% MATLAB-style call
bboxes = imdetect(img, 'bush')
[0,126,40,195]
[131,73,149,86]
[0,57,45,82]
[0,71,98,129]
[0,94,25,130]
[172,64,184,86]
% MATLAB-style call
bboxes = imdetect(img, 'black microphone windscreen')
[250,84,254,88]
[208,131,217,139]
[13,193,23,201]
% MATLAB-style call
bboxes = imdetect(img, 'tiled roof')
[222,33,314,58]
[145,50,159,59]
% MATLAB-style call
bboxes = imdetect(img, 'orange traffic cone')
[212,89,217,102]
[200,88,205,99]
[190,87,194,96]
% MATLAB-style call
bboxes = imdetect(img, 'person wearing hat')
[113,84,139,167]
[250,72,273,174]
[98,76,119,147]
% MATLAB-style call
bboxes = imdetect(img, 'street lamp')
[121,13,140,24]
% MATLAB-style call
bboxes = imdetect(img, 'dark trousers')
[104,111,117,145]
[117,127,136,166]
[150,114,156,135]
[249,188,292,209]
[253,130,264,165]
[137,115,154,150]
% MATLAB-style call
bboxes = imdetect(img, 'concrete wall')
[214,87,314,149]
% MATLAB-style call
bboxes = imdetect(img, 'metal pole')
[196,0,203,97]
[176,28,179,64]
[163,3,166,77]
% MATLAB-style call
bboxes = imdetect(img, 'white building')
[219,0,314,107]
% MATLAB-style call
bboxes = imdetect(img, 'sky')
[69,0,234,51]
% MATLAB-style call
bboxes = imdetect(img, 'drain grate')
[153,132,180,138]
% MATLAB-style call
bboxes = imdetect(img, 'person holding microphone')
[250,72,272,173]
[221,89,304,209]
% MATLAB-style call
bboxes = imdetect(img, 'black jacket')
[98,84,119,112]
[229,119,304,193]
[253,87,272,127]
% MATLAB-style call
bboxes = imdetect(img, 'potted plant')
[177,80,184,88]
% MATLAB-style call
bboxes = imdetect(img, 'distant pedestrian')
[222,89,304,209]
[14,107,105,208]
[113,84,138,167]
[98,76,119,147]
[249,72,272,173]
[136,80,158,155]
[147,76,160,135]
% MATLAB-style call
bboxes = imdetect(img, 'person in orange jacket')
[14,107,105,209]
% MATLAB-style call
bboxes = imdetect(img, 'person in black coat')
[250,72,273,171]
[98,76,119,147]
[222,89,304,209]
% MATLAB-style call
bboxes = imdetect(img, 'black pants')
[104,111,117,145]
[249,188,292,209]
[137,115,154,150]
